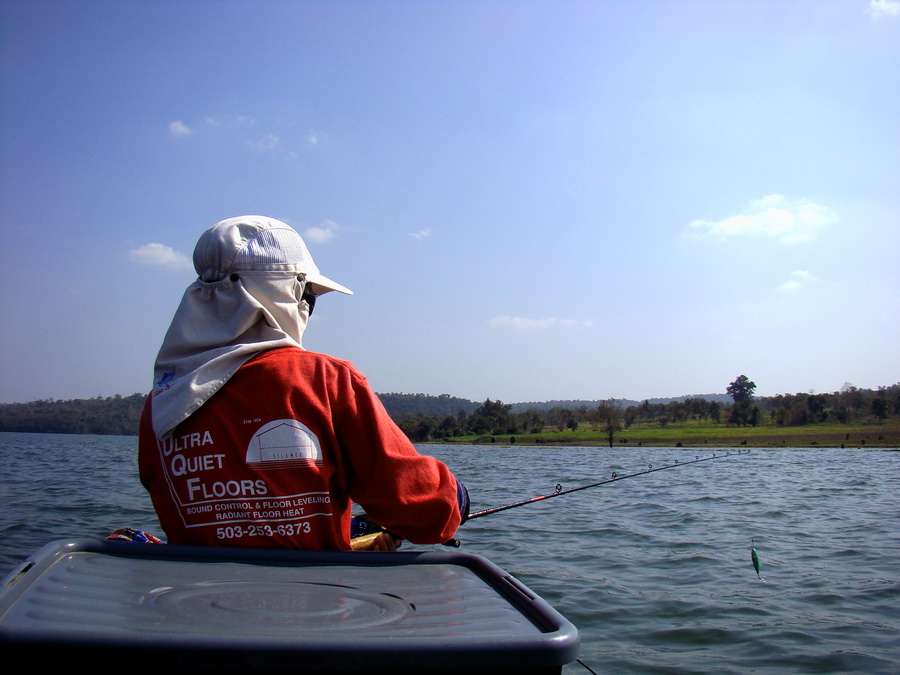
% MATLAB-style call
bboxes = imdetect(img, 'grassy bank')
[448,419,900,448]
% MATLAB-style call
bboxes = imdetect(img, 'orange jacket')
[139,347,463,550]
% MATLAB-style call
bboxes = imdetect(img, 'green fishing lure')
[751,538,765,581]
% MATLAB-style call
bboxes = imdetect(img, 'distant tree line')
[1,380,897,439]
[392,380,900,442]
[761,384,900,425]
[0,394,146,436]
[376,393,479,417]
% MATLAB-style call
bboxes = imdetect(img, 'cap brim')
[306,273,353,296]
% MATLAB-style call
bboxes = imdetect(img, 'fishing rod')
[467,449,751,521]
[351,450,750,549]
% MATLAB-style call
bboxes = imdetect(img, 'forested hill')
[507,394,732,412]
[0,394,147,436]
[376,393,479,416]
[0,392,482,436]
[0,392,729,436]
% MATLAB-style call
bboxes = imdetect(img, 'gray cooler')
[0,539,579,672]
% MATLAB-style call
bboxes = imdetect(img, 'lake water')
[1,432,897,673]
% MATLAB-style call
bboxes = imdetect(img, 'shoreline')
[444,439,900,449]
[440,423,900,449]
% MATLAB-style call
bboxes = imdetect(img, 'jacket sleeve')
[332,365,464,544]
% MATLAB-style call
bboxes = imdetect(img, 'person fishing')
[138,215,469,552]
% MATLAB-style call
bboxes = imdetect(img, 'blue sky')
[1,0,898,405]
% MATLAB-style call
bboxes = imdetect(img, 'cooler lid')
[0,539,579,670]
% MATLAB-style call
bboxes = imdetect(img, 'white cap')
[193,215,352,295]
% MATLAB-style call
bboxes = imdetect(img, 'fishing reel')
[350,514,461,549]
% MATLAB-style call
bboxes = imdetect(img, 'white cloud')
[490,316,595,329]
[409,229,431,240]
[168,120,192,137]
[686,194,838,244]
[867,0,900,19]
[170,115,261,137]
[170,115,311,158]
[197,115,257,130]
[778,270,819,293]
[247,133,280,151]
[306,130,331,146]
[129,243,193,271]
[304,220,339,244]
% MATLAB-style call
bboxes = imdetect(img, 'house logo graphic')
[246,419,323,470]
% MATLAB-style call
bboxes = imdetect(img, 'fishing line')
[466,449,751,521]
[450,451,750,674]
